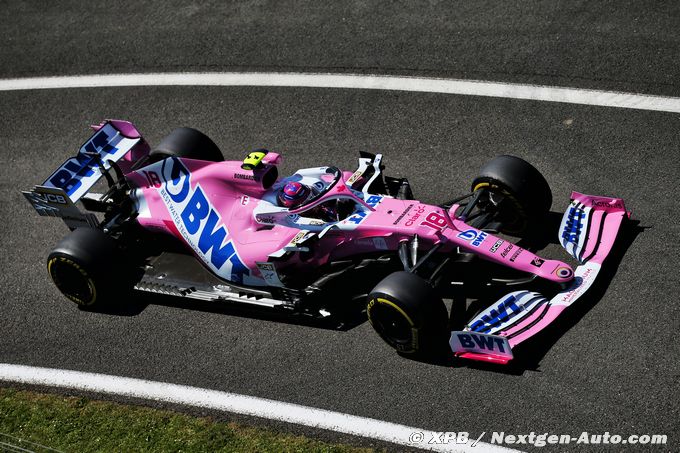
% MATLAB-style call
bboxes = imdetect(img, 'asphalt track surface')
[1,1,679,451]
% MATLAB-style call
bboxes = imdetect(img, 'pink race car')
[24,120,630,364]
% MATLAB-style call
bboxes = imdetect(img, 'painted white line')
[0,72,679,113]
[0,363,518,453]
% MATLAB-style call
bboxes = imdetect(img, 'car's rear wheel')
[149,127,224,162]
[367,271,449,356]
[47,228,129,307]
[471,155,552,234]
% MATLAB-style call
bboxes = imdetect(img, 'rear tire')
[471,155,552,234]
[47,228,128,307]
[149,127,223,162]
[367,272,449,355]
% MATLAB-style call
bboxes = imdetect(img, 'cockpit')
[254,166,381,230]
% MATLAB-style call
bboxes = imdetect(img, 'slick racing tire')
[150,127,224,162]
[471,155,552,235]
[47,228,125,307]
[367,272,449,356]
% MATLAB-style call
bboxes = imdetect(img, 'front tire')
[471,155,552,234]
[367,272,449,355]
[47,228,127,307]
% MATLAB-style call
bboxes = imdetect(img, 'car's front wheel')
[470,155,553,235]
[367,271,449,356]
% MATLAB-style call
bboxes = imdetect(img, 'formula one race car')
[24,120,630,364]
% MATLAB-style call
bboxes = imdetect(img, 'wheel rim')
[367,298,417,352]
[48,257,97,306]
[473,182,528,234]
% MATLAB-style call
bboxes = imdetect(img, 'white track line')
[0,363,517,453]
[0,72,679,113]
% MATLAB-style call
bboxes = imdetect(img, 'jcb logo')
[29,192,68,205]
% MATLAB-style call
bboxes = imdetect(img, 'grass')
[0,387,380,453]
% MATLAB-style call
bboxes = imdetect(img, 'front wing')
[451,192,630,364]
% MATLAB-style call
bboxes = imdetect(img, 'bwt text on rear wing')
[22,120,149,229]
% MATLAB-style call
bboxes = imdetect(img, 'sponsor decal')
[592,199,624,209]
[346,195,383,224]
[256,215,275,224]
[457,229,488,247]
[158,157,249,283]
[234,173,259,181]
[557,265,596,305]
[290,230,308,245]
[27,200,60,215]
[404,205,426,226]
[562,206,586,245]
[469,296,522,334]
[256,262,284,287]
[240,195,250,206]
[357,237,389,250]
[456,333,506,352]
[457,229,477,241]
[393,204,414,225]
[346,170,363,186]
[500,244,513,258]
[509,247,523,262]
[25,191,68,205]
[372,237,388,250]
[489,239,504,253]
[450,332,511,356]
[45,124,136,200]
[531,257,545,267]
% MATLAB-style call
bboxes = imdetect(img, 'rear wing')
[451,192,630,364]
[22,120,149,229]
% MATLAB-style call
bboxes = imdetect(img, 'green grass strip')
[0,387,380,453]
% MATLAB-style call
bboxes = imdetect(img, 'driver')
[276,181,343,222]
[276,181,311,208]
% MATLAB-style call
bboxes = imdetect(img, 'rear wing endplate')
[22,120,144,229]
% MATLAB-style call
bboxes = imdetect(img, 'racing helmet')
[277,181,311,208]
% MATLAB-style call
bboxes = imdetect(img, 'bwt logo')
[48,128,119,196]
[469,296,521,333]
[457,229,487,247]
[160,158,249,283]
[562,206,586,245]
[456,333,508,353]
[347,195,383,224]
